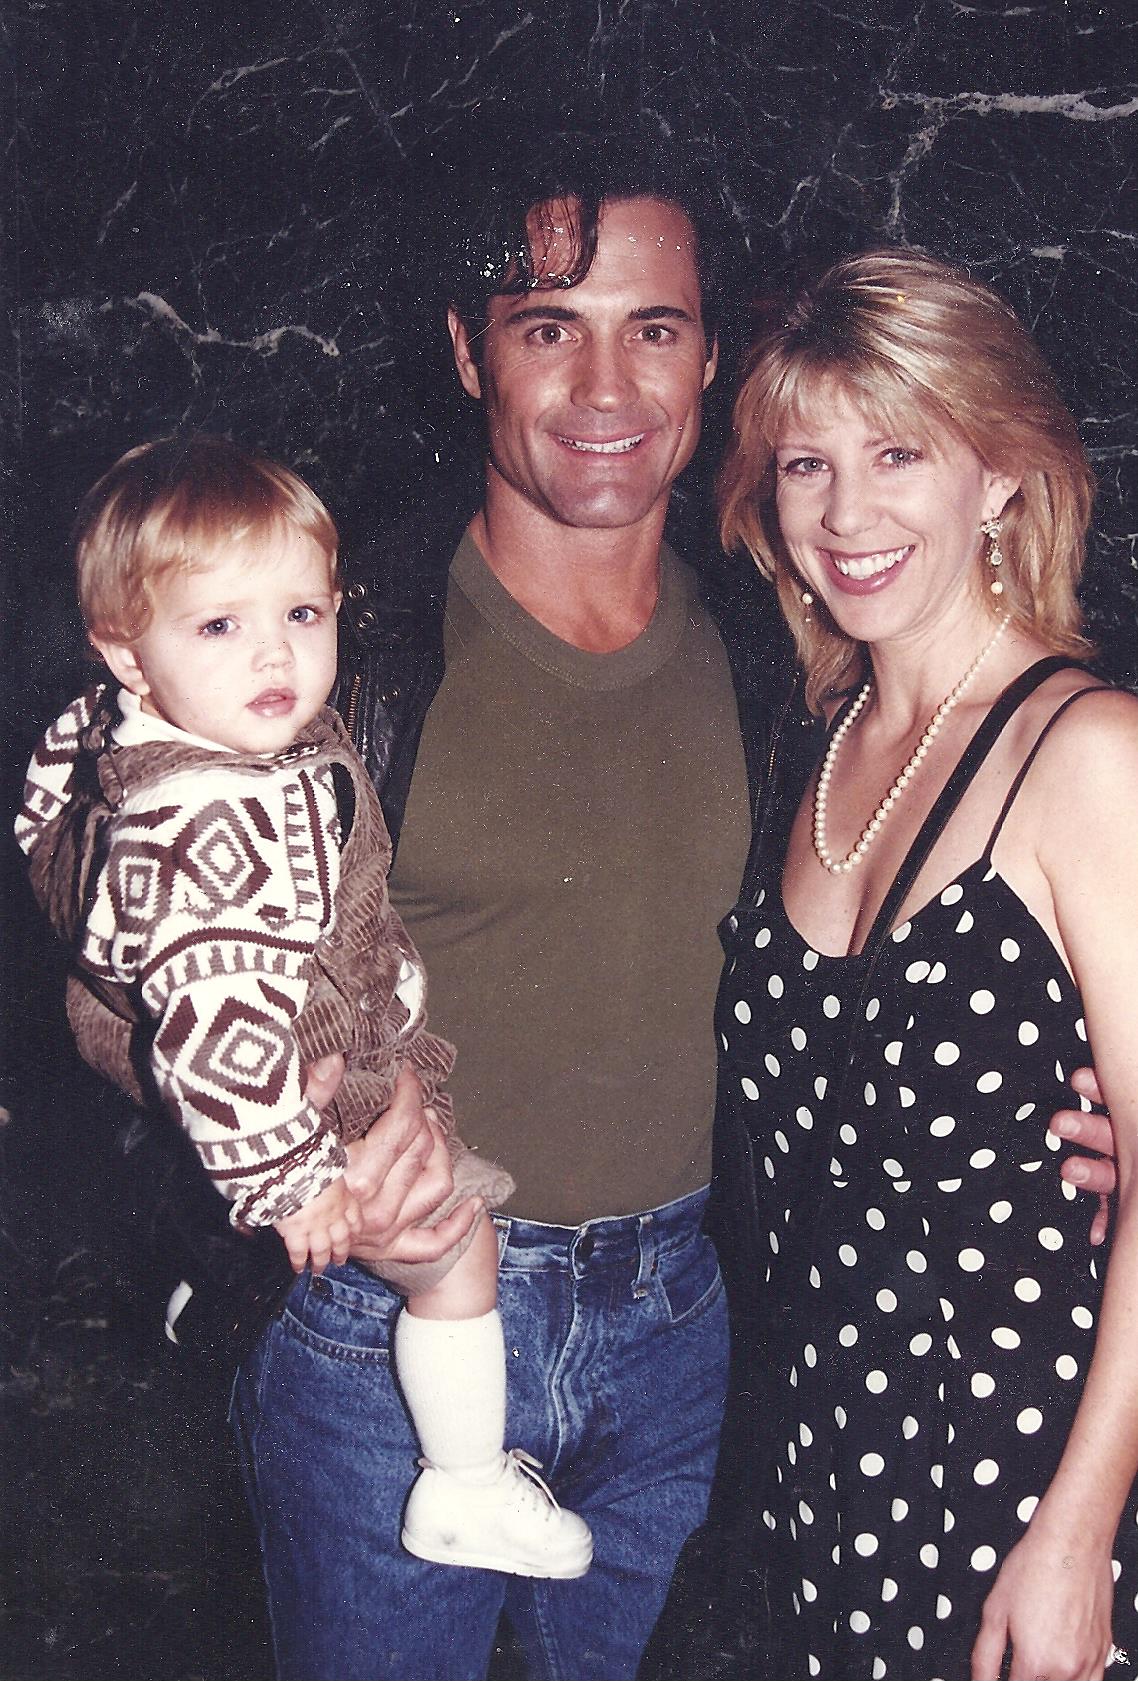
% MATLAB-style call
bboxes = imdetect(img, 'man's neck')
[469,483,669,654]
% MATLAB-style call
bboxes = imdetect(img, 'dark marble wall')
[7,0,1136,728]
[3,2,1135,1675]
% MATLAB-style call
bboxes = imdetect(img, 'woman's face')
[773,385,1017,648]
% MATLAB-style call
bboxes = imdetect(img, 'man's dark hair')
[445,128,735,357]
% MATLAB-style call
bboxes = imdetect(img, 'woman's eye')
[781,456,826,477]
[201,617,235,637]
[884,447,922,467]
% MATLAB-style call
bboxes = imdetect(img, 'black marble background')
[3,3,1135,1676]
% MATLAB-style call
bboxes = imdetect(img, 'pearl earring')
[981,516,1004,596]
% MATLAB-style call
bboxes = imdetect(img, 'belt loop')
[492,1214,511,1263]
[632,1212,655,1300]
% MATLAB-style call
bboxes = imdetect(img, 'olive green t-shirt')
[387,533,750,1224]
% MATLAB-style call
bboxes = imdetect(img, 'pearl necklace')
[813,614,1011,875]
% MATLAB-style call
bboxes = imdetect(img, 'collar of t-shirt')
[111,686,233,754]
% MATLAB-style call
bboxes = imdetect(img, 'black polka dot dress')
[717,845,1138,1677]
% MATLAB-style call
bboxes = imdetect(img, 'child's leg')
[393,1215,593,1578]
[406,1207,499,1320]
[394,1217,505,1484]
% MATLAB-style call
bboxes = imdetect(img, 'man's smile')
[556,432,648,454]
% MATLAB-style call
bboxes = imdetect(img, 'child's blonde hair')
[75,434,339,643]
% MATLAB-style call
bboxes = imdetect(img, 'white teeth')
[561,434,644,454]
[832,546,909,581]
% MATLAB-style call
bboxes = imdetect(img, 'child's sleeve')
[86,763,347,1229]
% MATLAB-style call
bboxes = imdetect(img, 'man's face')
[449,196,717,532]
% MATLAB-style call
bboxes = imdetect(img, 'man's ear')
[447,307,483,400]
[702,334,719,391]
[88,634,150,698]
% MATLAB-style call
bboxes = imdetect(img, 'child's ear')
[88,634,150,698]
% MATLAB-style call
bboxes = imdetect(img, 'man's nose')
[570,339,634,411]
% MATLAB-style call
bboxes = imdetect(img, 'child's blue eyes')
[198,607,321,636]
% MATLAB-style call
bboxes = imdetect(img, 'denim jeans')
[230,1186,728,1681]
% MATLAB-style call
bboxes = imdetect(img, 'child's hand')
[273,1175,362,1274]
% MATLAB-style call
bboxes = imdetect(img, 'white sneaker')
[401,1448,594,1579]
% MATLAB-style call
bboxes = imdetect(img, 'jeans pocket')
[658,1233,725,1328]
[280,1267,399,1365]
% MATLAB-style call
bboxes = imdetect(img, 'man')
[228,139,786,1681]
[226,139,1117,1681]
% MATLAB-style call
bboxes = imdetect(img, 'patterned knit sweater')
[16,688,456,1229]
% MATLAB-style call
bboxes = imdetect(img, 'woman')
[707,250,1138,1678]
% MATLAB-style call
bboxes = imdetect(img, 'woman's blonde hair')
[718,248,1095,711]
[75,434,339,643]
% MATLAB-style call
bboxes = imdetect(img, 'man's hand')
[1050,1067,1117,1247]
[301,1058,480,1267]
[303,1052,347,1112]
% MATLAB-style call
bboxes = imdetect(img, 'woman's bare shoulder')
[1034,675,1138,747]
[1021,673,1138,828]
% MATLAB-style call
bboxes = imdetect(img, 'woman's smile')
[820,543,914,589]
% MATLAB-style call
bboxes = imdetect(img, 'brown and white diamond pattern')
[106,839,178,933]
[176,799,274,912]
[156,989,291,1132]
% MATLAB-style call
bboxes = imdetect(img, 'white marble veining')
[7,0,1135,703]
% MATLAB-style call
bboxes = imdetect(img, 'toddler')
[16,435,592,1580]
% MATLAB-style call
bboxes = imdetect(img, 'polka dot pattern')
[713,844,1136,1676]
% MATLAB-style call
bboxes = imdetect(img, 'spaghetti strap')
[981,683,1107,861]
[860,656,1091,961]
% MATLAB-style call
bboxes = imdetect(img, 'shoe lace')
[503,1447,562,1514]
[413,1448,564,1520]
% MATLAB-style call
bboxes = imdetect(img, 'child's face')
[97,532,341,755]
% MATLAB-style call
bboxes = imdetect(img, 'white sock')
[394,1308,507,1486]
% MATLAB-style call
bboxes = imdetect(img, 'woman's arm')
[973,690,1138,1681]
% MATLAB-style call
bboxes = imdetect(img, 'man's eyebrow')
[627,305,699,324]
[499,303,582,326]
[498,302,699,327]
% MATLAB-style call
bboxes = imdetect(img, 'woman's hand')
[971,1520,1115,1680]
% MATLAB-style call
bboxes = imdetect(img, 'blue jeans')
[230,1187,728,1680]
